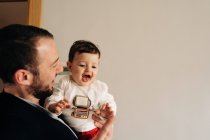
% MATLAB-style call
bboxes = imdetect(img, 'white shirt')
[46,75,116,132]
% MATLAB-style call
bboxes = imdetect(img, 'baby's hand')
[48,99,70,114]
[93,103,114,128]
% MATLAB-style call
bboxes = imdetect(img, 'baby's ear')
[66,61,72,71]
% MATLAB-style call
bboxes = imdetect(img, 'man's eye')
[51,64,57,69]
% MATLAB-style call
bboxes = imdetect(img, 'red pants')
[77,127,99,140]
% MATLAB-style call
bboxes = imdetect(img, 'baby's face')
[68,52,99,86]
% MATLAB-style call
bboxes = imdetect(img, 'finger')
[63,99,70,108]
[100,105,114,119]
[94,116,115,140]
[54,106,62,113]
[59,100,66,106]
[94,121,103,129]
[63,99,69,102]
[57,102,64,109]
[100,103,111,112]
[101,103,107,110]
[92,114,106,127]
[58,100,70,109]
[101,110,114,119]
[95,109,100,115]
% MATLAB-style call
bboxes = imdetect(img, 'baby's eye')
[79,64,86,67]
[92,66,97,69]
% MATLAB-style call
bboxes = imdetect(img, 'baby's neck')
[80,85,89,90]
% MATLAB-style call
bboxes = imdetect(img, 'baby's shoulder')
[58,75,73,85]
[93,80,108,92]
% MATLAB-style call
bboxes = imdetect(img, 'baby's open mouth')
[82,74,91,82]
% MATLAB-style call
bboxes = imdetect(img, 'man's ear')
[14,69,33,85]
[66,61,72,71]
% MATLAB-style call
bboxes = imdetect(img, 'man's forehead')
[35,38,59,66]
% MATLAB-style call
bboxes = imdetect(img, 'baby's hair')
[68,40,101,62]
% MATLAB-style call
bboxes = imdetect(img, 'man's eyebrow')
[50,57,59,67]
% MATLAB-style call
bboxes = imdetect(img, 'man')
[0,24,114,140]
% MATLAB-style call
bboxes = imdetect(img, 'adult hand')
[92,103,115,140]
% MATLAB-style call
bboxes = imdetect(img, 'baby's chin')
[79,80,93,86]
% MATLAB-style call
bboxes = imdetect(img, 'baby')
[45,40,116,140]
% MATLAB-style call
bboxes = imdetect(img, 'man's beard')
[27,74,53,106]
[33,88,53,106]
[33,88,53,101]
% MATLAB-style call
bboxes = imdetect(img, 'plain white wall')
[42,0,210,140]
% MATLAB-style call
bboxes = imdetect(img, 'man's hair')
[0,24,54,84]
[68,40,101,62]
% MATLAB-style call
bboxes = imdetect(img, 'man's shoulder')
[0,92,25,108]
[0,93,39,119]
[0,93,78,140]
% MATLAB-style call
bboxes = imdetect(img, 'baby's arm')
[92,103,115,140]
[45,78,71,115]
[96,82,117,115]
[98,92,117,115]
